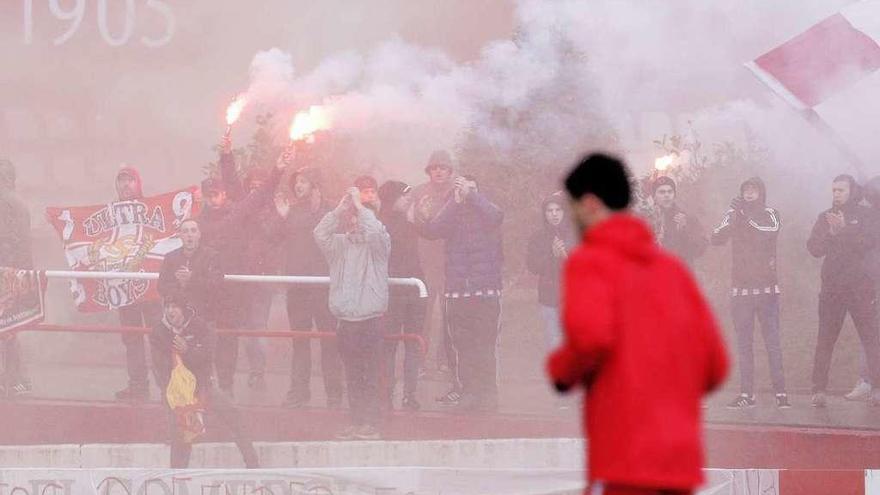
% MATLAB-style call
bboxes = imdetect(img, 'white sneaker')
[845,379,872,402]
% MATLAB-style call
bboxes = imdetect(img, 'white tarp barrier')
[0,468,778,495]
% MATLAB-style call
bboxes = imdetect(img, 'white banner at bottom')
[0,468,778,495]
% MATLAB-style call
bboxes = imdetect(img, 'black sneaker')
[726,394,756,409]
[435,389,461,406]
[283,393,309,408]
[776,393,791,409]
[8,381,32,397]
[115,385,148,402]
[402,394,421,411]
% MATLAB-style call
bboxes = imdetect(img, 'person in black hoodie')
[150,292,258,469]
[271,166,343,408]
[378,180,427,411]
[807,174,880,407]
[711,177,789,409]
[197,150,287,395]
[526,192,576,352]
[647,176,707,266]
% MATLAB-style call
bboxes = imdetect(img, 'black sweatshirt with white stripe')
[712,202,781,295]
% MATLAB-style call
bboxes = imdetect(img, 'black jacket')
[272,200,332,278]
[198,157,281,275]
[526,193,576,307]
[422,192,504,295]
[807,200,879,293]
[150,312,215,395]
[711,178,781,291]
[654,205,707,265]
[379,208,424,299]
[158,246,224,323]
[0,188,32,269]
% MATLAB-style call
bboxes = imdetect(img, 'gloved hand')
[730,196,745,212]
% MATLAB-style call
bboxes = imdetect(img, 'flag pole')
[801,108,867,181]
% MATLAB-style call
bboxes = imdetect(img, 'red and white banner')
[0,268,45,335]
[746,0,880,165]
[46,188,198,313]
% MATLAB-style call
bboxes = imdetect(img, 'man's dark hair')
[833,174,863,204]
[564,153,631,210]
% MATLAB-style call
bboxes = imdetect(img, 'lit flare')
[225,95,248,126]
[654,154,676,172]
[289,105,331,144]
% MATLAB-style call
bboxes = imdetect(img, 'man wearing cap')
[411,150,459,403]
[314,179,390,440]
[0,159,33,397]
[272,166,343,409]
[379,180,426,411]
[646,176,707,266]
[113,165,162,401]
[150,292,258,468]
[196,150,288,395]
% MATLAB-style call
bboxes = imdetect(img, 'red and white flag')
[747,1,880,166]
[46,188,199,313]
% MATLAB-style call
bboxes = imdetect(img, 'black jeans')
[168,387,258,468]
[285,288,343,403]
[383,294,427,398]
[812,287,880,393]
[445,296,501,400]
[731,293,786,394]
[337,318,383,427]
[119,301,161,389]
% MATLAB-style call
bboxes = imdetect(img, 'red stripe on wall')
[779,470,864,495]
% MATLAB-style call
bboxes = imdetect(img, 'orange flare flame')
[654,154,676,171]
[289,105,331,143]
[225,95,247,126]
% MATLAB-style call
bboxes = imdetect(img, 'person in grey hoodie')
[314,181,391,440]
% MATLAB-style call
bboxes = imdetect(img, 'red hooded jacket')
[547,214,728,490]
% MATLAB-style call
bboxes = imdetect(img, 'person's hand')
[172,335,189,354]
[826,211,846,235]
[552,237,567,258]
[277,147,295,170]
[453,177,466,204]
[221,134,232,155]
[336,191,352,212]
[730,197,744,212]
[174,266,192,286]
[348,187,364,210]
[674,212,687,230]
[274,193,290,218]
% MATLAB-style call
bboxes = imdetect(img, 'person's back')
[548,153,728,495]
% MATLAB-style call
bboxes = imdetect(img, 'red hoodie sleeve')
[546,253,614,391]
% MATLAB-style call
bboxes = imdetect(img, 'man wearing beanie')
[272,166,343,409]
[422,174,503,412]
[314,182,390,440]
[378,180,426,411]
[411,150,458,403]
[549,153,728,495]
[113,165,162,401]
[711,177,789,409]
[646,176,707,266]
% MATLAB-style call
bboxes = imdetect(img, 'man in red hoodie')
[547,153,728,495]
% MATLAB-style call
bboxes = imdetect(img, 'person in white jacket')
[314,181,391,440]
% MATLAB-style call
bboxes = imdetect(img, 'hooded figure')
[711,177,787,408]
[807,174,880,407]
[116,166,144,200]
[527,192,578,352]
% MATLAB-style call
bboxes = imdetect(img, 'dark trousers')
[214,315,241,391]
[285,288,343,403]
[589,484,692,495]
[731,293,786,394]
[119,301,161,389]
[337,318,383,427]
[168,388,258,468]
[383,294,427,399]
[812,287,880,393]
[446,296,501,400]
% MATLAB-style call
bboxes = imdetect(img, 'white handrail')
[41,270,428,298]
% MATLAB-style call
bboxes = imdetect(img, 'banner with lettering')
[0,468,778,495]
[46,188,198,313]
[0,268,45,335]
